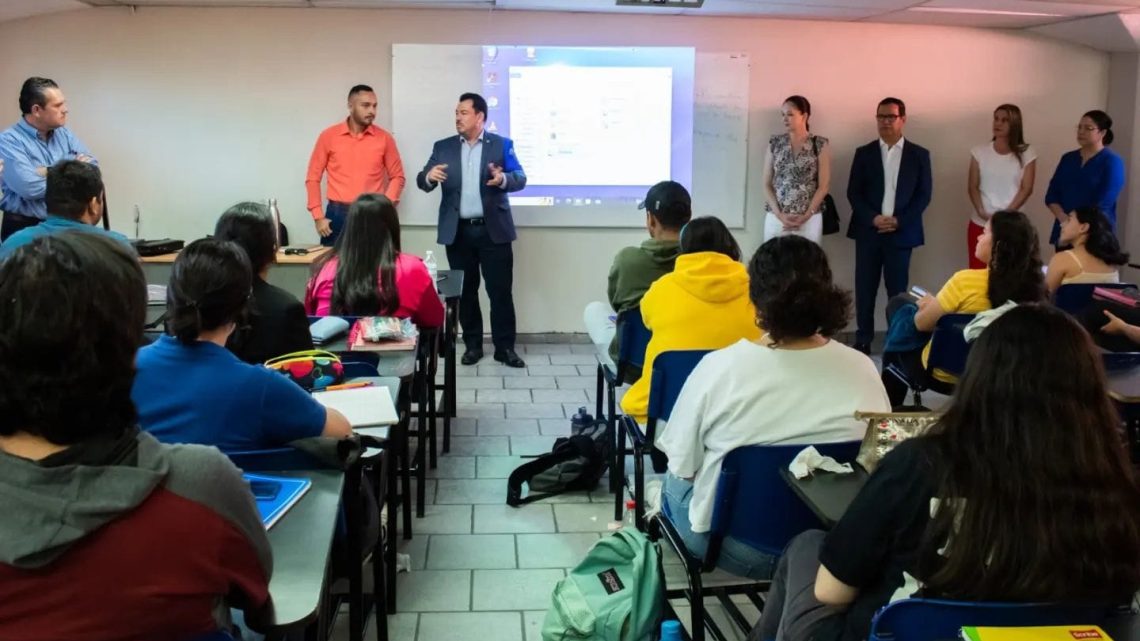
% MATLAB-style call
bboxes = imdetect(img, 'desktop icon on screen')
[488,96,499,108]
[485,46,499,61]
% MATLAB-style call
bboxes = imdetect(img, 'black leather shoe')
[494,348,526,368]
[853,342,871,356]
[461,348,483,366]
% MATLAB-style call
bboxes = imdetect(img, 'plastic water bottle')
[624,499,637,529]
[423,250,438,282]
[570,406,593,435]
[659,620,682,641]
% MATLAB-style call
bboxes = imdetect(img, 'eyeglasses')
[876,115,901,122]
[1076,125,1100,132]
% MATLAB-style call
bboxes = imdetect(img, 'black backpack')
[506,419,610,506]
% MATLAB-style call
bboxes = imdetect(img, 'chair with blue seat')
[868,598,1125,641]
[620,349,711,529]
[594,306,653,520]
[1053,282,1133,317]
[654,440,862,641]
[885,314,974,409]
[227,436,391,641]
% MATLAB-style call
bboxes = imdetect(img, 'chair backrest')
[225,446,331,472]
[185,631,235,641]
[1054,282,1132,316]
[707,441,861,559]
[616,306,652,375]
[869,598,1120,641]
[925,314,975,378]
[646,350,711,424]
[342,361,379,378]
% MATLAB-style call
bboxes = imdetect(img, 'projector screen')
[392,44,749,229]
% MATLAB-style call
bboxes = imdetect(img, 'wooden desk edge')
[141,246,331,265]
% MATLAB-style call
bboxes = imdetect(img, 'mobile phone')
[283,247,309,256]
[249,481,280,501]
[909,286,929,299]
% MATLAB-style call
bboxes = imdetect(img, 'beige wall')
[0,7,1110,332]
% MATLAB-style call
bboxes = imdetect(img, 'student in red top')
[306,84,406,247]
[0,232,272,641]
[305,193,445,328]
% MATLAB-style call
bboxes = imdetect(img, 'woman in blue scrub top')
[1044,110,1126,248]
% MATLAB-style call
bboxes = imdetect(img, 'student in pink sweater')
[305,193,444,327]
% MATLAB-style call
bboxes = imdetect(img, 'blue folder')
[243,473,312,529]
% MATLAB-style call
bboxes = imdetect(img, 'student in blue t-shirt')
[0,160,133,259]
[132,238,351,452]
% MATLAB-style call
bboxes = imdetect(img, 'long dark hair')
[986,210,1044,306]
[748,236,849,343]
[918,304,1140,602]
[312,193,401,316]
[992,104,1029,166]
[167,238,252,344]
[1073,206,1128,266]
[679,216,741,262]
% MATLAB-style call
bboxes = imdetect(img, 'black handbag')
[812,137,841,235]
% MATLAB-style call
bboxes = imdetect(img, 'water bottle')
[624,499,637,529]
[570,406,593,435]
[423,250,439,282]
[659,620,682,641]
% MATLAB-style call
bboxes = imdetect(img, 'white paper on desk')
[312,387,398,427]
[788,446,853,480]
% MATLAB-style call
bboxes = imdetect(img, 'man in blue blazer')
[846,97,932,355]
[417,92,528,367]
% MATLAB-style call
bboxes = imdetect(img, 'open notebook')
[244,473,312,529]
[312,386,399,427]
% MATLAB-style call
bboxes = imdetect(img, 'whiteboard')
[391,45,750,229]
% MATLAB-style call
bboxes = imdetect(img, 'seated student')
[133,238,351,451]
[1044,205,1127,293]
[657,236,890,579]
[0,160,132,259]
[306,193,444,327]
[0,232,272,640]
[881,209,1044,407]
[214,201,314,364]
[753,304,1140,641]
[620,216,760,425]
[583,181,691,370]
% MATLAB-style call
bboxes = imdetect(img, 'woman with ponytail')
[132,238,350,450]
[1044,110,1126,248]
[1045,206,1128,292]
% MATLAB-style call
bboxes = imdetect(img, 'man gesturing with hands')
[417,92,528,368]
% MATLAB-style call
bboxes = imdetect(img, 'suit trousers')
[445,221,517,352]
[854,234,912,345]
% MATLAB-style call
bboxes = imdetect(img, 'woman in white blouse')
[967,104,1036,268]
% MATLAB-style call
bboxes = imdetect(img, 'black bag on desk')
[506,419,610,506]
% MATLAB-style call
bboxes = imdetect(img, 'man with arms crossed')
[846,97,932,355]
[417,92,527,368]
[306,84,406,246]
[0,77,97,241]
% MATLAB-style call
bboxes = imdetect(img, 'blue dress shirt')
[1044,148,1125,245]
[0,119,96,220]
[0,215,131,259]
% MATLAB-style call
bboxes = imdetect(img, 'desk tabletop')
[141,246,331,265]
[437,269,463,301]
[1107,365,1140,403]
[781,466,869,528]
[264,468,344,631]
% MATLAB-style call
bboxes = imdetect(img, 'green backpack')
[542,528,665,641]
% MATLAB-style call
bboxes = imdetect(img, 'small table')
[1105,366,1140,462]
[263,468,344,636]
[780,466,869,528]
[141,246,331,300]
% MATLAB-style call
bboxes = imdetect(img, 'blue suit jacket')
[845,139,932,249]
[416,132,527,245]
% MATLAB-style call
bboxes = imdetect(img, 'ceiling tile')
[0,0,87,22]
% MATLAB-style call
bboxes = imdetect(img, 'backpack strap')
[506,446,585,507]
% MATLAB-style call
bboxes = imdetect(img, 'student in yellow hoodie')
[620,216,761,424]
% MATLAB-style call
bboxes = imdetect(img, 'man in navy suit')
[846,97,932,355]
[417,92,527,367]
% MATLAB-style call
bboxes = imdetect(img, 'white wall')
[0,7,1110,332]
[1110,52,1139,257]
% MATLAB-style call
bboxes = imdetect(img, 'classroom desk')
[141,246,331,299]
[263,468,344,637]
[780,466,870,529]
[1105,366,1140,462]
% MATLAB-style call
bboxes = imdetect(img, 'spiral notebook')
[244,473,312,530]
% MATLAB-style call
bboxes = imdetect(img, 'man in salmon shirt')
[305,84,406,246]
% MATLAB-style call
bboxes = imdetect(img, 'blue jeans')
[662,473,777,580]
[320,200,350,247]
